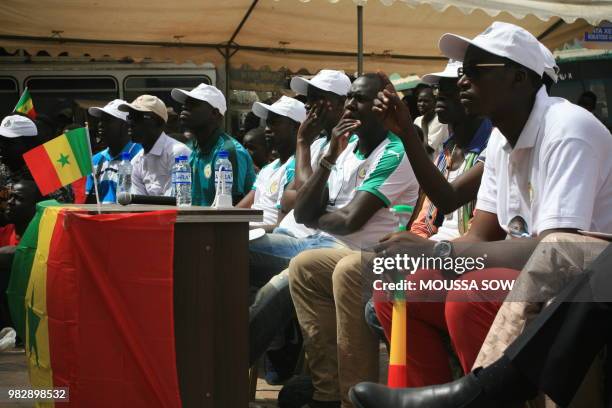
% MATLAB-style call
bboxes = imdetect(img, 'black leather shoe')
[349,373,522,408]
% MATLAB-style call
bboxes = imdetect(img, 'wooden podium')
[72,205,262,407]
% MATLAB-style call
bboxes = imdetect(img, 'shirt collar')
[194,128,224,155]
[149,132,169,157]
[102,141,137,161]
[440,118,492,157]
[504,85,550,152]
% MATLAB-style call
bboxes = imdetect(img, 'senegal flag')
[8,205,181,407]
[23,128,93,196]
[14,87,37,119]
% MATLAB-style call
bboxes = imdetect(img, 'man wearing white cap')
[237,96,305,230]
[119,95,191,196]
[86,99,142,203]
[349,21,612,408]
[172,83,255,206]
[247,72,354,384]
[0,115,39,175]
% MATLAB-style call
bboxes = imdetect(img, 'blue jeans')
[249,229,343,365]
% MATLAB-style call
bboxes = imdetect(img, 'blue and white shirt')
[86,141,142,203]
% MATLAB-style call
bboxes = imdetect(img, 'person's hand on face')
[328,115,360,161]
[298,100,332,145]
[372,72,414,138]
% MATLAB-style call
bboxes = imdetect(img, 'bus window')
[25,76,118,128]
[124,75,212,141]
[0,77,19,118]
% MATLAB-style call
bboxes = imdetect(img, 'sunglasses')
[457,63,509,79]
[127,112,155,122]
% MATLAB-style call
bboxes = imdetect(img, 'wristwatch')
[433,240,453,258]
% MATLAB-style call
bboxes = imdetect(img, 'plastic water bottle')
[213,150,233,207]
[173,155,192,207]
[390,204,414,231]
[116,152,132,196]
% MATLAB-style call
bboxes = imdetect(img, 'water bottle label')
[174,171,191,184]
[214,169,233,184]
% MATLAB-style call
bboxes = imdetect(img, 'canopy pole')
[357,5,364,76]
[224,47,231,131]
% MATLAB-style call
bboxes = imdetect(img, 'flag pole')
[84,127,102,214]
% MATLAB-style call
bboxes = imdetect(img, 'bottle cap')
[218,150,229,159]
[121,152,130,161]
[175,155,188,163]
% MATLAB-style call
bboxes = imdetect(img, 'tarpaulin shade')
[0,0,608,75]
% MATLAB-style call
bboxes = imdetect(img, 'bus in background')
[0,54,216,149]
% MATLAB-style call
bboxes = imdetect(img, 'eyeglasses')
[457,63,508,79]
[127,112,155,123]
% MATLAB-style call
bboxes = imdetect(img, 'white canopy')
[0,0,609,75]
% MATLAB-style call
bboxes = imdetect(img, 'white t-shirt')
[326,133,420,249]
[476,86,612,236]
[131,132,192,196]
[414,115,449,159]
[251,157,295,227]
[278,137,330,237]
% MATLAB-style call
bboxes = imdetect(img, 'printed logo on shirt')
[358,166,368,179]
[508,215,530,238]
[269,180,279,194]
[204,164,212,179]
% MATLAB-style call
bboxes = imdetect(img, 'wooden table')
[69,205,262,407]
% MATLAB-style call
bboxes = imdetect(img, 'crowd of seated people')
[0,19,611,408]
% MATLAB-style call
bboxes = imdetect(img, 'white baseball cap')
[171,83,227,116]
[119,95,168,123]
[439,21,545,77]
[252,96,307,124]
[88,99,129,121]
[0,115,37,138]
[539,43,559,83]
[290,69,351,97]
[421,59,463,84]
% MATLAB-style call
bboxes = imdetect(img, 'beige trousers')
[288,248,379,408]
[474,232,609,408]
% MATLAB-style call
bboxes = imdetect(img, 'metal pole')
[357,5,363,76]
[224,47,231,131]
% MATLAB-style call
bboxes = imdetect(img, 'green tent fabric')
[6,200,59,340]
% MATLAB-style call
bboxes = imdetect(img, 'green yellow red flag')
[14,87,37,119]
[22,128,93,195]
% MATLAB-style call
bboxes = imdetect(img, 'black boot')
[349,373,523,408]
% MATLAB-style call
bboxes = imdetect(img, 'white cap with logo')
[252,96,307,124]
[291,69,351,97]
[119,95,168,123]
[421,59,463,84]
[0,115,37,138]
[171,83,227,116]
[88,99,129,121]
[439,21,545,77]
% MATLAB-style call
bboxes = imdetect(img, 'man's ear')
[213,109,223,121]
[512,67,529,89]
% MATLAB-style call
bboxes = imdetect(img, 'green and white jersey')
[251,156,295,227]
[327,132,420,249]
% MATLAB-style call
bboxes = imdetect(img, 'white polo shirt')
[251,157,295,227]
[326,132,420,249]
[476,86,612,236]
[278,137,330,237]
[131,132,192,196]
